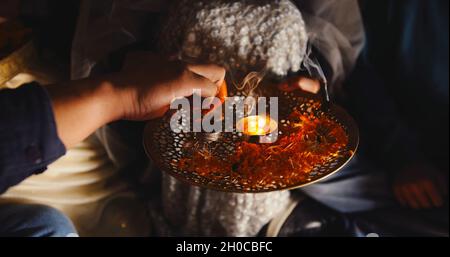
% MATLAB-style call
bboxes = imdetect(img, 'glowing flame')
[238,115,278,136]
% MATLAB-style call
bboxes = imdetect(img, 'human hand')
[49,52,225,148]
[112,52,226,120]
[277,76,321,94]
[393,162,448,209]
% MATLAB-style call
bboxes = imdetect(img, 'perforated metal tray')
[143,88,359,193]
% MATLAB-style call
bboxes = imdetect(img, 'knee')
[25,204,77,237]
[0,204,78,237]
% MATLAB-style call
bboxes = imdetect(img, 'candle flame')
[238,115,278,136]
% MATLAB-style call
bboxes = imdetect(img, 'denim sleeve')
[0,82,66,194]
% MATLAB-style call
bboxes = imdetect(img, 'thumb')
[178,71,219,98]
[187,63,226,88]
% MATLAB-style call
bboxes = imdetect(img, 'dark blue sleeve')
[0,82,66,194]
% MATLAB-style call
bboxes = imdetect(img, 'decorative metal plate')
[143,88,359,193]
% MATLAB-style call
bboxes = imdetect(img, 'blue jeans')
[0,203,77,237]
[300,155,396,213]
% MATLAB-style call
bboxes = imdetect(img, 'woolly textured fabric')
[152,0,309,236]
[159,0,309,77]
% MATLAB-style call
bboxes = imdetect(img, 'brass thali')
[143,84,359,193]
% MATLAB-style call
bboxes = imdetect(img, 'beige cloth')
[0,66,149,236]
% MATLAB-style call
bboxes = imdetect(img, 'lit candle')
[237,115,278,136]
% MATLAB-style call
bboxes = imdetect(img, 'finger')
[422,180,444,207]
[156,73,217,113]
[190,73,220,97]
[147,105,170,120]
[298,77,321,94]
[410,184,432,209]
[217,81,228,101]
[187,64,226,87]
[401,186,420,209]
[394,186,407,207]
[176,70,219,98]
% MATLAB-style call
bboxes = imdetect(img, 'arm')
[293,0,365,93]
[0,52,225,192]
[50,52,224,148]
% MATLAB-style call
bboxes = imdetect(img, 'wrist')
[96,73,128,123]
[47,74,126,148]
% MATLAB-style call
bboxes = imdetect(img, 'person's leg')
[348,205,449,237]
[261,155,396,237]
[0,203,77,237]
[300,155,396,213]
